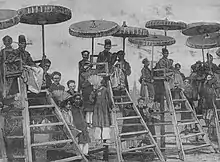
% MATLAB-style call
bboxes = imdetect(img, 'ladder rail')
[124,88,166,162]
[107,80,124,162]
[164,81,185,161]
[212,98,220,150]
[180,91,217,152]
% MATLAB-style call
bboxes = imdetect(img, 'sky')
[1,0,220,89]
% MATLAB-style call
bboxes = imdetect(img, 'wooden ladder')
[5,78,88,162]
[108,81,166,162]
[163,81,216,161]
[212,95,220,151]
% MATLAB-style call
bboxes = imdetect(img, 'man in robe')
[39,58,52,89]
[204,53,219,74]
[156,48,173,71]
[114,50,131,91]
[96,39,117,73]
[174,63,185,80]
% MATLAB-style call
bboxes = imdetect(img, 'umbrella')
[186,33,220,71]
[112,21,149,51]
[69,20,120,62]
[18,5,72,58]
[145,18,187,36]
[0,9,20,30]
[128,35,176,71]
[182,22,220,36]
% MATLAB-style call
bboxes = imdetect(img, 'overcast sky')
[1,0,220,89]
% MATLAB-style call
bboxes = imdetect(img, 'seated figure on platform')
[39,58,52,89]
[15,35,44,93]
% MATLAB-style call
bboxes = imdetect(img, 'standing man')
[97,39,117,73]
[39,58,52,89]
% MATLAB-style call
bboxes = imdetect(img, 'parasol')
[186,33,220,71]
[69,20,120,62]
[145,18,187,36]
[0,9,20,30]
[18,5,72,58]
[182,22,220,36]
[112,21,149,51]
[128,35,176,71]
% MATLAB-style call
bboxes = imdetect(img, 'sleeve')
[27,52,36,67]
[124,62,131,76]
[157,59,166,69]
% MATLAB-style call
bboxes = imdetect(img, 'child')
[60,92,90,156]
[48,71,65,106]
[139,58,154,104]
[89,78,112,144]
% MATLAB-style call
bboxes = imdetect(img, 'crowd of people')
[1,35,220,156]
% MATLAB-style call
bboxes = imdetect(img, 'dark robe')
[71,104,91,144]
[96,50,117,73]
[90,86,112,127]
[14,48,36,67]
[44,73,52,89]
[78,59,91,92]
[118,60,131,91]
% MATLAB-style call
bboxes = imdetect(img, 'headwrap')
[67,80,75,87]
[52,71,61,77]
[117,50,125,56]
[142,58,149,64]
[2,35,12,43]
[81,50,90,55]
[104,39,111,46]
[162,48,169,54]
[18,35,26,44]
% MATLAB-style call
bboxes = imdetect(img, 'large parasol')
[182,22,220,36]
[69,20,119,62]
[0,9,20,30]
[18,5,72,58]
[112,21,149,51]
[128,34,176,71]
[145,18,187,36]
[186,33,220,71]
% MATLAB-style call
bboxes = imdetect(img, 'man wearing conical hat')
[97,39,117,73]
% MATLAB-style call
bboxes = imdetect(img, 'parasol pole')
[123,37,126,52]
[91,37,94,63]
[202,48,205,64]
[151,45,154,76]
[164,30,167,49]
[42,24,46,58]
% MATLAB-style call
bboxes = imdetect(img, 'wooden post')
[160,93,165,152]
[19,78,32,162]
[0,112,7,162]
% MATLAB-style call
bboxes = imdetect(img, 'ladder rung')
[11,116,23,119]
[184,144,211,152]
[30,122,63,128]
[115,101,133,105]
[51,155,82,162]
[123,144,155,153]
[172,99,186,102]
[148,121,172,126]
[31,139,72,147]
[29,105,54,109]
[13,155,26,159]
[113,95,127,99]
[117,116,141,120]
[181,132,205,139]
[151,111,170,115]
[178,121,197,125]
[120,130,148,136]
[153,134,176,138]
[27,89,47,93]
[216,98,220,101]
[119,124,143,127]
[175,110,192,113]
[121,136,145,141]
[6,136,24,139]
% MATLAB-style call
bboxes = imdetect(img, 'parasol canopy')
[186,33,220,49]
[18,5,72,58]
[18,5,72,25]
[0,9,20,30]
[128,34,176,47]
[182,22,220,36]
[112,21,149,51]
[112,21,149,38]
[145,19,187,31]
[69,20,119,38]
